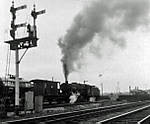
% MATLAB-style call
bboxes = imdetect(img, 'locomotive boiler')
[60,82,100,103]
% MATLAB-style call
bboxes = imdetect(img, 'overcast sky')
[1,0,150,93]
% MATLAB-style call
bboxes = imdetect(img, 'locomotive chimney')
[65,75,68,84]
[65,80,68,84]
[63,62,69,84]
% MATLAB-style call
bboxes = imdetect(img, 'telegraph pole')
[101,83,103,96]
[5,1,45,114]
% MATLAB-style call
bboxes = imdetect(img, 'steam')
[58,0,150,79]
[69,92,80,104]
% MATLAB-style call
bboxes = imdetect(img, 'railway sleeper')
[112,119,142,123]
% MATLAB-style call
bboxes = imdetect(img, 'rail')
[2,101,150,124]
[99,104,150,124]
[138,115,150,124]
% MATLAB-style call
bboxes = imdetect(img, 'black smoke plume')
[58,0,150,79]
[63,62,69,83]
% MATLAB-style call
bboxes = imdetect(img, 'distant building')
[130,89,148,95]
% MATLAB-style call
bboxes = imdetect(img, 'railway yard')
[1,1,150,124]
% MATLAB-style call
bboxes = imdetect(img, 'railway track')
[2,101,150,124]
[44,99,110,108]
[99,104,150,124]
[5,99,110,112]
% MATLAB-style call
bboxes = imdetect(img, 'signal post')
[5,1,45,114]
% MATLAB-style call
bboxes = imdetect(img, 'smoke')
[58,0,150,79]
[63,62,69,82]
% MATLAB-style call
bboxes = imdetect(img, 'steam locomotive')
[31,79,100,104]
[0,76,100,110]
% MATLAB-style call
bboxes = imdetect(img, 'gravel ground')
[0,100,124,123]
[78,103,150,124]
